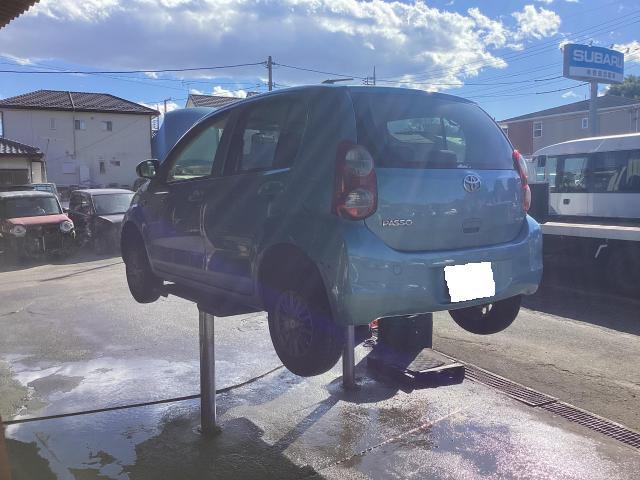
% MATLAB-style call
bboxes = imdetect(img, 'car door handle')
[188,189,204,202]
[257,181,284,198]
[563,199,570,205]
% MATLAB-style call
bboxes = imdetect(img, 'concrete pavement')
[1,255,639,478]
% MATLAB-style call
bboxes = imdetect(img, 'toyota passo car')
[122,86,542,376]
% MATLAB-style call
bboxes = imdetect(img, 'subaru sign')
[563,43,624,84]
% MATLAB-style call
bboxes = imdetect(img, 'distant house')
[0,90,159,188]
[0,137,45,185]
[185,94,244,109]
[499,95,640,156]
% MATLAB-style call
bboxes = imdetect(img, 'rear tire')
[266,271,343,377]
[124,240,162,304]
[449,295,521,335]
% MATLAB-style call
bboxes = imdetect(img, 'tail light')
[333,141,377,220]
[513,150,531,212]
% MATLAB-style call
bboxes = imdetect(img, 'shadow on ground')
[523,257,640,336]
[0,248,120,273]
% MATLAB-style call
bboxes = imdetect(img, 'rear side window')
[232,96,307,173]
[351,92,514,170]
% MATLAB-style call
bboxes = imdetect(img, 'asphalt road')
[1,252,639,478]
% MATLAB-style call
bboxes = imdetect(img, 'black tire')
[449,295,522,335]
[266,272,344,377]
[124,241,162,304]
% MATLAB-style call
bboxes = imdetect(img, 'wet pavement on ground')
[1,256,639,479]
[5,347,640,480]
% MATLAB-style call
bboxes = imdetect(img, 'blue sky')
[0,0,639,121]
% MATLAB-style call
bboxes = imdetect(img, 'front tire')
[267,274,343,377]
[449,295,521,335]
[124,241,162,303]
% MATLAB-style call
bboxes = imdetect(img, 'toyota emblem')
[463,174,481,193]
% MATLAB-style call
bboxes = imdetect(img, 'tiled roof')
[187,94,244,108]
[501,95,640,123]
[0,137,42,156]
[0,0,39,28]
[0,90,160,115]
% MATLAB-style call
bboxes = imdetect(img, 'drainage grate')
[463,364,557,407]
[541,402,640,449]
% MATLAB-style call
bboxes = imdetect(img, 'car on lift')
[121,85,543,377]
[67,188,134,254]
[0,190,75,263]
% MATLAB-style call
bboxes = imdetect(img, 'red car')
[0,190,75,263]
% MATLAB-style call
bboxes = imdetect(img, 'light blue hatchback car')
[122,86,542,376]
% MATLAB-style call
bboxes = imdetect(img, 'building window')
[75,119,86,130]
[101,120,113,132]
[533,122,542,138]
[50,118,56,130]
[500,125,509,137]
[581,118,588,129]
[99,161,106,174]
[0,111,3,137]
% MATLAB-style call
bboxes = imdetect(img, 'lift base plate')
[367,346,465,387]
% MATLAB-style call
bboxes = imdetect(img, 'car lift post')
[343,325,356,389]
[199,308,219,435]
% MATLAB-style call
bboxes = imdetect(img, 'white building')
[0,90,159,189]
[0,137,45,185]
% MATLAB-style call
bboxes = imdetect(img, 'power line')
[273,62,367,80]
[0,61,265,75]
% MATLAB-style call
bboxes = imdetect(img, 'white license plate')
[444,262,496,303]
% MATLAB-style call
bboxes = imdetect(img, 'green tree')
[608,75,640,99]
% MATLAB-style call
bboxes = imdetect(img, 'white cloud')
[1,53,33,65]
[561,90,579,99]
[613,41,640,64]
[31,0,121,22]
[4,1,563,92]
[534,0,554,4]
[212,86,247,98]
[513,5,561,40]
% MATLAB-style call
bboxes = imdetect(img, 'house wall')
[0,109,153,188]
[503,120,534,156]
[0,155,31,185]
[502,107,640,156]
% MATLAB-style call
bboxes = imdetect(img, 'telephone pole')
[373,66,376,86]
[267,56,273,91]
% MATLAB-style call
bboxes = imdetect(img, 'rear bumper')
[330,215,543,326]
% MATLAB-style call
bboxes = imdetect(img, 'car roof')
[72,188,133,195]
[533,132,640,156]
[0,190,56,199]
[197,85,473,123]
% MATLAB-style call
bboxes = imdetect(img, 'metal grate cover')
[542,402,640,449]
[463,364,557,407]
[437,352,640,450]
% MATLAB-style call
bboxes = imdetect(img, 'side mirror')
[537,155,546,168]
[136,159,160,179]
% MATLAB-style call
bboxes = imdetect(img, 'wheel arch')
[256,242,333,312]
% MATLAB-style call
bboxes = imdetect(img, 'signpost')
[562,44,625,136]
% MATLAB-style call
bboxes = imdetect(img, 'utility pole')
[267,56,273,91]
[373,66,376,86]
[589,82,599,136]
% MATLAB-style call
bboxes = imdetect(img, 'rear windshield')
[351,92,514,170]
[93,193,134,215]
